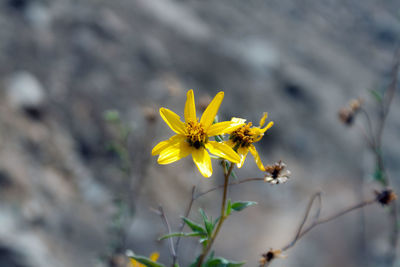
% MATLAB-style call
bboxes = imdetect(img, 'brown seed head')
[260,249,285,265]
[375,189,397,206]
[338,107,354,125]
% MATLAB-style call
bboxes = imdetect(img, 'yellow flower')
[152,90,242,177]
[129,252,159,267]
[226,113,273,171]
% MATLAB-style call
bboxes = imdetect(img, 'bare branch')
[173,186,196,266]
[153,206,176,260]
[261,193,377,267]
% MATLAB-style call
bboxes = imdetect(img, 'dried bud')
[260,249,285,265]
[349,98,363,112]
[338,98,363,126]
[375,189,397,206]
[264,160,291,184]
[338,107,354,125]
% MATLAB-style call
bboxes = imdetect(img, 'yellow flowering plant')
[151,89,243,177]
[127,90,283,267]
[109,64,399,267]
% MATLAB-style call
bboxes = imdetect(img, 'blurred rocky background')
[1,0,400,266]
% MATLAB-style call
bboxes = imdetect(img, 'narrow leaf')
[159,232,203,240]
[182,217,207,234]
[205,257,245,267]
[370,89,383,102]
[226,199,232,216]
[199,209,213,236]
[231,201,257,212]
[128,255,165,267]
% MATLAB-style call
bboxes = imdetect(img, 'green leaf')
[199,209,213,236]
[182,217,207,235]
[370,89,383,102]
[373,166,386,185]
[128,255,165,267]
[189,256,201,267]
[204,257,245,267]
[214,135,223,142]
[231,201,257,212]
[159,232,203,240]
[226,199,232,216]
[208,251,215,261]
[199,237,208,244]
[230,170,238,180]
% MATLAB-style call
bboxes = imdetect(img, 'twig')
[374,49,399,266]
[153,206,176,259]
[194,177,264,200]
[281,192,322,251]
[262,194,377,267]
[359,109,376,149]
[173,186,197,266]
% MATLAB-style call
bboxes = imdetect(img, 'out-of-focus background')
[1,0,400,266]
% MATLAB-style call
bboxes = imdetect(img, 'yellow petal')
[149,252,160,262]
[192,148,212,177]
[249,144,265,171]
[184,89,197,123]
[158,140,191,164]
[207,121,244,136]
[259,112,268,127]
[206,141,240,163]
[152,135,183,156]
[200,91,224,129]
[261,121,274,133]
[130,259,139,267]
[160,108,186,134]
[236,146,249,168]
[231,117,246,124]
[224,139,235,148]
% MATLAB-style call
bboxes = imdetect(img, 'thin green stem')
[196,163,234,266]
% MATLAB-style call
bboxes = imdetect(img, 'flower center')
[185,120,208,149]
[230,123,255,148]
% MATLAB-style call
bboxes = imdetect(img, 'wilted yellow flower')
[152,90,242,177]
[129,252,159,267]
[226,113,273,171]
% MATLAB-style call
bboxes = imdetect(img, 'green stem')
[196,163,234,266]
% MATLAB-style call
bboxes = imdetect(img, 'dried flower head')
[259,249,286,265]
[349,98,363,112]
[338,107,354,125]
[264,160,291,184]
[338,98,363,126]
[375,189,397,206]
